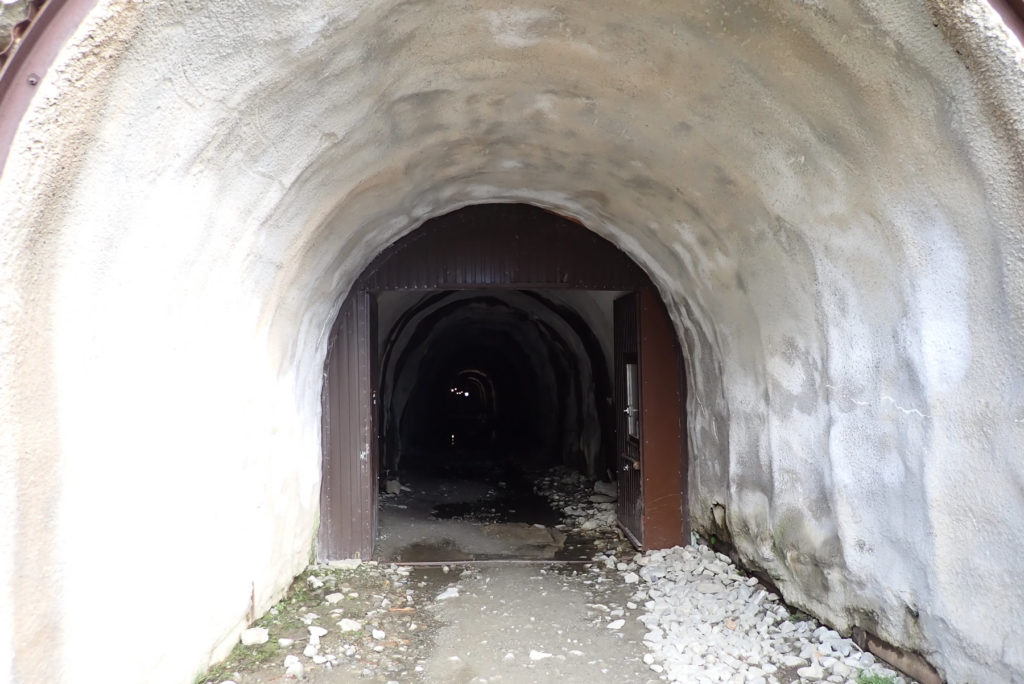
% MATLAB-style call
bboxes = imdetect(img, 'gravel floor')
[197,468,913,684]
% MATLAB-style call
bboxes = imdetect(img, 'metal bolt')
[26,73,39,86]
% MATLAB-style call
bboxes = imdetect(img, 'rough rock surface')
[2,1,1023,682]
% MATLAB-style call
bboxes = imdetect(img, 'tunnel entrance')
[374,288,618,562]
[319,204,690,562]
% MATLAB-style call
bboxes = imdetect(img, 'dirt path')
[197,467,912,684]
[419,562,656,683]
[198,556,654,684]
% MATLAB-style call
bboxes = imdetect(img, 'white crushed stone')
[337,618,362,632]
[239,627,268,646]
[283,654,304,678]
[631,545,911,684]
[436,586,460,600]
[535,470,618,533]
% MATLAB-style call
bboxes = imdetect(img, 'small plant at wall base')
[856,672,897,684]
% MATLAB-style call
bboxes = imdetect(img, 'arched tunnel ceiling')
[2,1,1024,682]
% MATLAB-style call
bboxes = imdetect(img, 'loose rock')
[634,544,910,684]
[436,586,460,601]
[239,627,268,646]
[337,618,362,632]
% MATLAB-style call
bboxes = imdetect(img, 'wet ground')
[198,553,654,684]
[196,460,648,683]
[376,456,600,563]
[196,462,914,684]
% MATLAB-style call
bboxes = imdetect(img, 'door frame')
[319,204,690,560]
[614,292,644,547]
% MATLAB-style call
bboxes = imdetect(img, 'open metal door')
[615,288,689,550]
[614,292,643,546]
[637,287,688,550]
[319,290,378,560]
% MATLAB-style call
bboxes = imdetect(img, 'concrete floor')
[376,457,597,563]
[420,563,657,684]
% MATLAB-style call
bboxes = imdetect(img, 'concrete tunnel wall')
[1,1,1023,682]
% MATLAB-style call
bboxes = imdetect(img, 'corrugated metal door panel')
[358,204,648,291]
[615,292,643,547]
[365,292,379,554]
[319,290,376,561]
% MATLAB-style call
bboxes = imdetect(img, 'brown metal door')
[319,290,378,560]
[638,287,688,550]
[614,293,643,546]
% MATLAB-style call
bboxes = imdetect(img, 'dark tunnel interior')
[395,300,558,469]
[374,290,618,560]
[381,292,613,477]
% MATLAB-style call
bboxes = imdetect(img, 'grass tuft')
[857,672,898,684]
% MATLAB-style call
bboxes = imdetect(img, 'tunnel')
[381,291,610,477]
[315,205,669,563]
[2,1,1024,682]
[374,290,615,563]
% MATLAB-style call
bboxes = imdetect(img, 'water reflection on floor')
[375,454,597,563]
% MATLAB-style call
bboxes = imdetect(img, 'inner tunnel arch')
[378,289,614,478]
[319,203,689,561]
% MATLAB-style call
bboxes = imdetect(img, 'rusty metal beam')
[989,0,1024,42]
[0,0,97,172]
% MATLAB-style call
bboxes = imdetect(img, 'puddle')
[430,490,561,526]
[555,530,603,560]
[394,539,476,562]
[426,459,563,526]
[377,457,605,563]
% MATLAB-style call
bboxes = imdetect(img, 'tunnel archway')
[3,1,1024,680]
[319,204,689,562]
[379,290,613,478]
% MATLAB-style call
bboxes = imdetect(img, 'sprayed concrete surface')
[2,1,1024,682]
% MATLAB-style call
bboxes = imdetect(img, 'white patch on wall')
[895,204,972,394]
[482,8,551,48]
[767,347,806,397]
[532,94,557,119]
